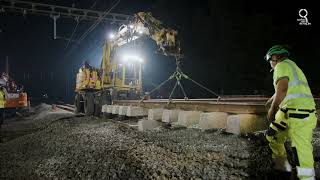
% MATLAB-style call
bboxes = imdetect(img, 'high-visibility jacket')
[0,90,5,108]
[273,59,315,109]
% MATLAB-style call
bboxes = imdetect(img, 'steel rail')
[56,104,75,113]
[113,98,267,114]
[113,98,320,114]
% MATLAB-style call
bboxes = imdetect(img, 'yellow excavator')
[74,12,181,115]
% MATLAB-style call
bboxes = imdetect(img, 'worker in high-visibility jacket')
[0,87,5,126]
[265,45,317,180]
[0,89,4,108]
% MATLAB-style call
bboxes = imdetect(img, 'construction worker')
[0,87,5,126]
[265,45,317,179]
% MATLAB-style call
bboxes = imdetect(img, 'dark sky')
[0,0,319,102]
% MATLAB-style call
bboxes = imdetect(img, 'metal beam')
[113,99,268,114]
[114,98,320,114]
[0,0,132,23]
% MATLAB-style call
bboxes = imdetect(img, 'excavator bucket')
[135,12,181,56]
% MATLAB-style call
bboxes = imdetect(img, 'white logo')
[297,9,311,25]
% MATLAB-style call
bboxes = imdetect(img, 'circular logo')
[299,9,308,18]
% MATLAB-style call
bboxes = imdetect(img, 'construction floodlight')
[122,55,143,63]
[108,32,115,39]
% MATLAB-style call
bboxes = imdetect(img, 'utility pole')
[5,56,9,78]
[65,72,70,102]
[50,14,60,40]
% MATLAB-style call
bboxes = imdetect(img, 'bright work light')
[108,32,115,39]
[122,55,143,63]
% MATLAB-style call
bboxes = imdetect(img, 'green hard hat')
[265,45,290,61]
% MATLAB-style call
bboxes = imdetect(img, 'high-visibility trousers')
[266,109,317,180]
[0,90,4,108]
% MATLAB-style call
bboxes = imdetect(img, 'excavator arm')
[111,12,181,57]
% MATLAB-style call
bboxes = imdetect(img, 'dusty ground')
[1,103,320,179]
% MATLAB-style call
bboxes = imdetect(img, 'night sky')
[0,0,319,102]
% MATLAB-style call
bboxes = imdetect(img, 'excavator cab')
[110,54,143,99]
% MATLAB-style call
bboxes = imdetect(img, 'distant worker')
[264,45,317,179]
[0,87,5,126]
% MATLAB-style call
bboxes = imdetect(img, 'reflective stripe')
[284,61,300,82]
[297,167,315,177]
[284,94,314,101]
[271,122,286,131]
[301,176,315,180]
[281,60,312,102]
[284,61,310,89]
[288,80,309,88]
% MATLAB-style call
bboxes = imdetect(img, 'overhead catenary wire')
[77,0,121,43]
[65,17,79,49]
[73,0,123,66]
[65,0,100,49]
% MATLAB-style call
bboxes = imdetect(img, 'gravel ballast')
[1,104,320,179]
